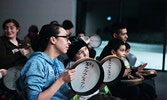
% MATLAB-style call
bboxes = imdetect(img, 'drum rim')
[90,35,102,48]
[100,55,125,85]
[69,57,104,95]
[121,78,142,85]
[141,70,157,75]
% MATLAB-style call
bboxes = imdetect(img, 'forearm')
[38,76,65,100]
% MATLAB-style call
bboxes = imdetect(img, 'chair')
[127,53,137,67]
[16,78,27,100]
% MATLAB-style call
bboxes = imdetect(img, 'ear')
[16,27,20,33]
[111,50,116,55]
[50,36,57,44]
[113,33,117,38]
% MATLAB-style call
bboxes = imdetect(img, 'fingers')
[20,48,32,56]
[0,69,7,76]
[62,69,76,83]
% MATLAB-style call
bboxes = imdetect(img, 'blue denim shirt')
[19,52,69,100]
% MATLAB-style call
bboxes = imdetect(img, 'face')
[125,49,130,57]
[73,46,89,60]
[67,28,73,36]
[55,27,71,54]
[115,28,128,43]
[78,33,85,37]
[112,45,126,60]
[3,22,19,39]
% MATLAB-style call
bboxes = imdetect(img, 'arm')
[37,69,75,100]
[0,39,27,67]
[23,59,75,100]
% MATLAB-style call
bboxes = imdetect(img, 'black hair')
[125,42,131,50]
[99,38,125,60]
[111,23,126,36]
[50,20,59,25]
[76,30,85,36]
[2,19,20,29]
[31,24,61,52]
[66,36,88,60]
[62,20,73,29]
[28,25,38,33]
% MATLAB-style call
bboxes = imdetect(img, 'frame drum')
[90,35,102,48]
[3,66,22,90]
[121,78,142,86]
[100,55,125,85]
[141,70,157,79]
[69,58,104,95]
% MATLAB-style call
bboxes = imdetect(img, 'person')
[58,20,74,63]
[123,43,157,100]
[0,69,7,79]
[50,20,59,25]
[62,20,74,36]
[24,25,39,45]
[100,38,143,100]
[0,19,32,100]
[76,30,85,37]
[124,43,147,72]
[111,23,148,72]
[124,43,132,69]
[66,36,121,100]
[19,24,75,100]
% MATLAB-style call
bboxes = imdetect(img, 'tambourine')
[69,58,104,95]
[140,70,157,79]
[80,36,90,44]
[121,78,142,86]
[100,55,125,85]
[89,35,102,48]
[3,66,22,90]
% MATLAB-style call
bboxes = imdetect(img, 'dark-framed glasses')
[55,35,70,41]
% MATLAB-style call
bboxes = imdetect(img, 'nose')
[126,34,128,38]
[68,39,71,45]
[83,51,87,57]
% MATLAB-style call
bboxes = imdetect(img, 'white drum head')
[69,58,104,95]
[100,55,125,85]
[3,66,22,90]
[90,35,102,48]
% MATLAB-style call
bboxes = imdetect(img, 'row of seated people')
[0,18,74,100]
[0,18,156,100]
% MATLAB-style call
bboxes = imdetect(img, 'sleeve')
[23,59,46,100]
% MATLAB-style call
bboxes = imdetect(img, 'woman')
[0,19,31,69]
[19,24,75,100]
[0,19,32,100]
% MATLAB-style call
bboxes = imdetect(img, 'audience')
[0,18,32,100]
[19,24,75,100]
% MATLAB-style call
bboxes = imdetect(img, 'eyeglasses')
[55,35,70,41]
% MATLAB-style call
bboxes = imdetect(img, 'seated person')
[100,38,156,100]
[0,19,32,100]
[66,36,120,100]
[76,30,85,37]
[124,43,157,99]
[19,24,75,100]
